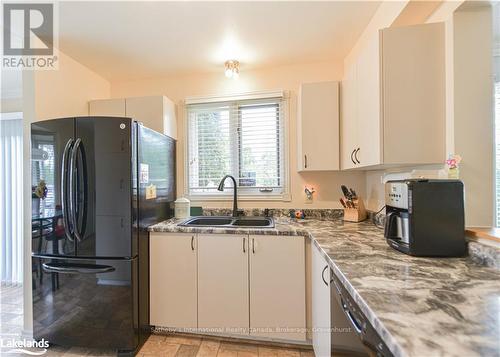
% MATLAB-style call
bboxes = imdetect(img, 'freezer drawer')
[32,256,138,352]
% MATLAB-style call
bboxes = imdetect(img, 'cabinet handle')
[350,150,356,165]
[243,237,246,253]
[321,265,329,286]
[354,148,360,164]
[191,236,195,251]
[252,238,255,254]
[304,155,308,169]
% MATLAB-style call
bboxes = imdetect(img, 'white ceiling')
[58,1,381,82]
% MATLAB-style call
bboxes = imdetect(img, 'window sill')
[186,193,291,202]
[466,227,500,244]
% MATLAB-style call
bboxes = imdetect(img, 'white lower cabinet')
[249,235,306,341]
[150,233,306,343]
[197,234,249,335]
[312,244,331,357]
[150,233,197,329]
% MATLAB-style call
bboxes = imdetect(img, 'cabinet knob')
[354,148,361,164]
[243,237,246,253]
[350,150,356,165]
[304,155,308,169]
[191,236,195,251]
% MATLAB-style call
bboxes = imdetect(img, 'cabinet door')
[89,98,126,117]
[312,244,331,357]
[356,34,382,168]
[198,234,249,335]
[298,81,340,171]
[249,235,306,341]
[126,96,165,136]
[150,233,197,329]
[340,63,358,170]
[381,23,445,165]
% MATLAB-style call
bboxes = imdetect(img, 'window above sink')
[184,91,290,201]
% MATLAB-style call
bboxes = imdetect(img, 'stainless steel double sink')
[180,216,275,228]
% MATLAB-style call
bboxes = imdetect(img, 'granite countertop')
[149,217,500,357]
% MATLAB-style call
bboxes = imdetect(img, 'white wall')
[111,61,366,209]
[33,51,110,120]
[1,70,23,113]
[453,5,494,227]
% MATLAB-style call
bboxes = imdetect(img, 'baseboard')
[151,328,313,350]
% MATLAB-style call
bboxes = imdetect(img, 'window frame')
[183,90,290,201]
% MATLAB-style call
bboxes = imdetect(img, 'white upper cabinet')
[89,96,177,139]
[340,63,358,170]
[89,98,126,117]
[297,81,340,171]
[341,22,445,170]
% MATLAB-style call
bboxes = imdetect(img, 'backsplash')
[200,207,344,220]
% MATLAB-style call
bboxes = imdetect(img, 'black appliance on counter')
[31,117,175,355]
[330,269,392,357]
[384,179,466,257]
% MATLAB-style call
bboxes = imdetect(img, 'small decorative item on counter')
[289,209,306,219]
[304,186,315,203]
[445,154,462,179]
[33,180,48,199]
[174,197,191,219]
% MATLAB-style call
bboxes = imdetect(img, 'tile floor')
[138,334,314,357]
[1,284,315,357]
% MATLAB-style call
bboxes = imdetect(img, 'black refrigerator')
[31,117,175,355]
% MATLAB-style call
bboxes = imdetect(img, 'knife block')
[343,198,367,222]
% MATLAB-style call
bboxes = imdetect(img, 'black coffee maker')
[384,179,466,257]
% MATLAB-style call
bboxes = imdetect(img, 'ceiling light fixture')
[224,60,240,79]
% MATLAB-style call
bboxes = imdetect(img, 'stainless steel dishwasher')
[330,270,393,357]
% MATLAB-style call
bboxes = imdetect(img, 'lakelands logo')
[2,2,58,69]
[1,336,49,355]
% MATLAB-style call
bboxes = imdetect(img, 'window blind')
[495,82,500,227]
[187,96,287,198]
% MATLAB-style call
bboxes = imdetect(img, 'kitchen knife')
[339,198,347,208]
[341,185,352,200]
[349,188,357,199]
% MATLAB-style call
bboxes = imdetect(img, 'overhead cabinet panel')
[298,81,340,171]
[89,98,126,117]
[340,22,445,170]
[89,96,177,139]
[381,22,446,165]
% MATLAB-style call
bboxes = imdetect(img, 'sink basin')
[181,217,233,226]
[180,216,274,228]
[232,218,273,227]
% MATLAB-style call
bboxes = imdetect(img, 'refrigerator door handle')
[61,138,74,242]
[69,138,82,242]
[76,139,88,238]
[42,262,116,274]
